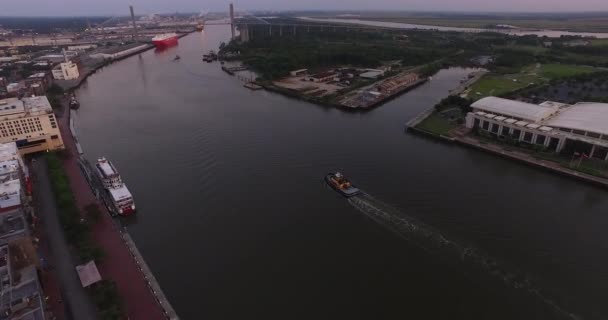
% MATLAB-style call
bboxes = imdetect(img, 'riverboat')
[95,158,136,216]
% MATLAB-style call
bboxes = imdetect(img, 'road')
[32,160,98,320]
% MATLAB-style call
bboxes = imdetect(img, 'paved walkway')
[57,108,167,319]
[32,160,98,320]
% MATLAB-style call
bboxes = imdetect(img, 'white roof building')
[467,96,608,160]
[471,97,560,123]
[546,102,608,137]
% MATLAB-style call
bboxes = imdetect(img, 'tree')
[46,83,64,96]
[85,203,102,223]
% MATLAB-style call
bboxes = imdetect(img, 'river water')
[74,25,608,320]
[300,17,608,38]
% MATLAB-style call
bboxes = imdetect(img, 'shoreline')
[62,38,186,319]
[60,31,194,93]
[407,125,608,190]
[222,66,429,111]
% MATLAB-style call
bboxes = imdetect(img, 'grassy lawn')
[590,39,608,47]
[539,64,598,78]
[468,63,600,100]
[415,112,457,136]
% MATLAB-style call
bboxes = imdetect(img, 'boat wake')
[348,193,581,320]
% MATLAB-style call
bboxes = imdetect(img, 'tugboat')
[325,172,361,197]
[202,50,218,62]
[69,95,80,109]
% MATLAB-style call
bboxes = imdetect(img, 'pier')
[61,101,179,320]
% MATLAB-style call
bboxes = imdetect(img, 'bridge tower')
[230,3,236,40]
[129,5,139,41]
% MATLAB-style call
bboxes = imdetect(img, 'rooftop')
[76,261,102,287]
[100,42,146,55]
[0,179,22,211]
[27,73,46,79]
[0,208,26,241]
[547,102,608,136]
[471,96,560,123]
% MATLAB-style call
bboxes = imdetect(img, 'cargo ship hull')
[152,35,179,48]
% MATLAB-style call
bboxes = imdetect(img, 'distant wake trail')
[348,193,580,320]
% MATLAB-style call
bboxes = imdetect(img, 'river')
[300,17,608,38]
[73,25,608,320]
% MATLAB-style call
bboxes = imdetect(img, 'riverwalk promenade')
[57,109,173,319]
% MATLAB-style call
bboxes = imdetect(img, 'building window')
[523,131,533,142]
[512,129,521,139]
[500,126,510,136]
[588,132,601,139]
[481,121,489,130]
[559,128,571,133]
[51,135,58,139]
[536,135,546,145]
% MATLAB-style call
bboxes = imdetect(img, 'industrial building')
[0,96,64,155]
[306,71,339,83]
[466,97,608,160]
[51,60,79,80]
[89,43,149,60]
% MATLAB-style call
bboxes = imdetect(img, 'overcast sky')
[3,0,608,16]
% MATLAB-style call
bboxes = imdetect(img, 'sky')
[3,0,608,16]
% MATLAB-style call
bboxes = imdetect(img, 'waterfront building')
[466,97,608,160]
[376,73,419,94]
[89,43,149,60]
[359,69,385,79]
[289,69,308,77]
[67,44,98,51]
[0,96,64,155]
[52,60,79,80]
[306,71,339,83]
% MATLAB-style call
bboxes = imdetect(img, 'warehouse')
[465,97,608,160]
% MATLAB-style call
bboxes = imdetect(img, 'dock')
[121,232,180,320]
[244,82,263,90]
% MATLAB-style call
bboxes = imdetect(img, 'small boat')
[325,172,361,197]
[196,24,204,32]
[173,55,181,61]
[69,95,80,109]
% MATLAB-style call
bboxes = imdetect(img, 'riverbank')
[58,99,178,319]
[407,124,608,189]
[56,31,194,93]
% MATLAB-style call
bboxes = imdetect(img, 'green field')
[468,64,600,100]
[590,39,608,47]
[415,113,457,136]
[355,17,608,33]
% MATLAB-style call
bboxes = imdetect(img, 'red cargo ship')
[152,33,179,48]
